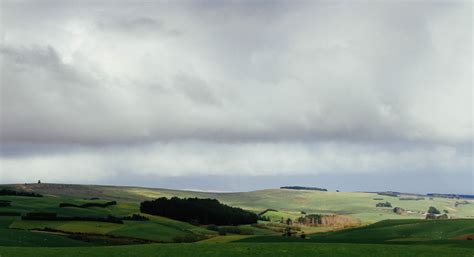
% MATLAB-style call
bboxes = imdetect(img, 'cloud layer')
[0,0,472,192]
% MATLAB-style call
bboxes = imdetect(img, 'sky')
[0,0,472,194]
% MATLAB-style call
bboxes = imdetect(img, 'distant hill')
[2,183,474,224]
[427,193,474,199]
[280,186,327,191]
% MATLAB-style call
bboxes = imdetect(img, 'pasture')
[0,183,472,257]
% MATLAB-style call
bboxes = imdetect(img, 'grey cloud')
[1,141,472,192]
[98,17,163,31]
[96,16,182,37]
[0,0,471,190]
[0,1,471,145]
[174,73,220,105]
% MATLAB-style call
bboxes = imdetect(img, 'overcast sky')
[0,0,472,194]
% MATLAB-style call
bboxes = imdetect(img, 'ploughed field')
[0,183,473,257]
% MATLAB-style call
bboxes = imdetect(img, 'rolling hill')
[0,183,473,257]
[5,183,474,224]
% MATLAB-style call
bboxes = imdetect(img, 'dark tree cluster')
[399,197,425,200]
[427,206,441,214]
[140,197,258,225]
[0,200,12,207]
[455,201,470,207]
[206,225,254,235]
[280,186,327,191]
[122,214,149,221]
[22,212,123,224]
[59,201,117,208]
[376,202,392,207]
[0,189,42,197]
[377,192,399,197]
[427,193,474,199]
[0,211,21,216]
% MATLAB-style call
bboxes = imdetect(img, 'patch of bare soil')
[453,234,474,241]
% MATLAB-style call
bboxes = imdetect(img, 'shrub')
[207,224,219,231]
[122,214,149,221]
[376,202,392,207]
[427,206,440,214]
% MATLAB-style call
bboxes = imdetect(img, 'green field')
[238,219,474,244]
[0,183,472,256]
[5,183,473,224]
[0,242,472,257]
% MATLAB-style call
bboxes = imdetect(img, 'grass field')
[0,242,472,257]
[238,219,474,245]
[0,216,91,247]
[0,183,473,256]
[5,183,474,224]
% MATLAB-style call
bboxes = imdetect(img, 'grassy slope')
[0,193,215,243]
[0,216,90,247]
[1,184,473,256]
[7,183,473,224]
[237,219,474,245]
[0,242,472,257]
[311,219,474,242]
[7,217,210,243]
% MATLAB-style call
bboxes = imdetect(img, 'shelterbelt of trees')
[0,189,42,197]
[140,197,258,225]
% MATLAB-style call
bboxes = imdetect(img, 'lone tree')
[427,206,440,214]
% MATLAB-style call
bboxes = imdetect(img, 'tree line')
[22,212,123,224]
[0,189,42,197]
[59,201,117,208]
